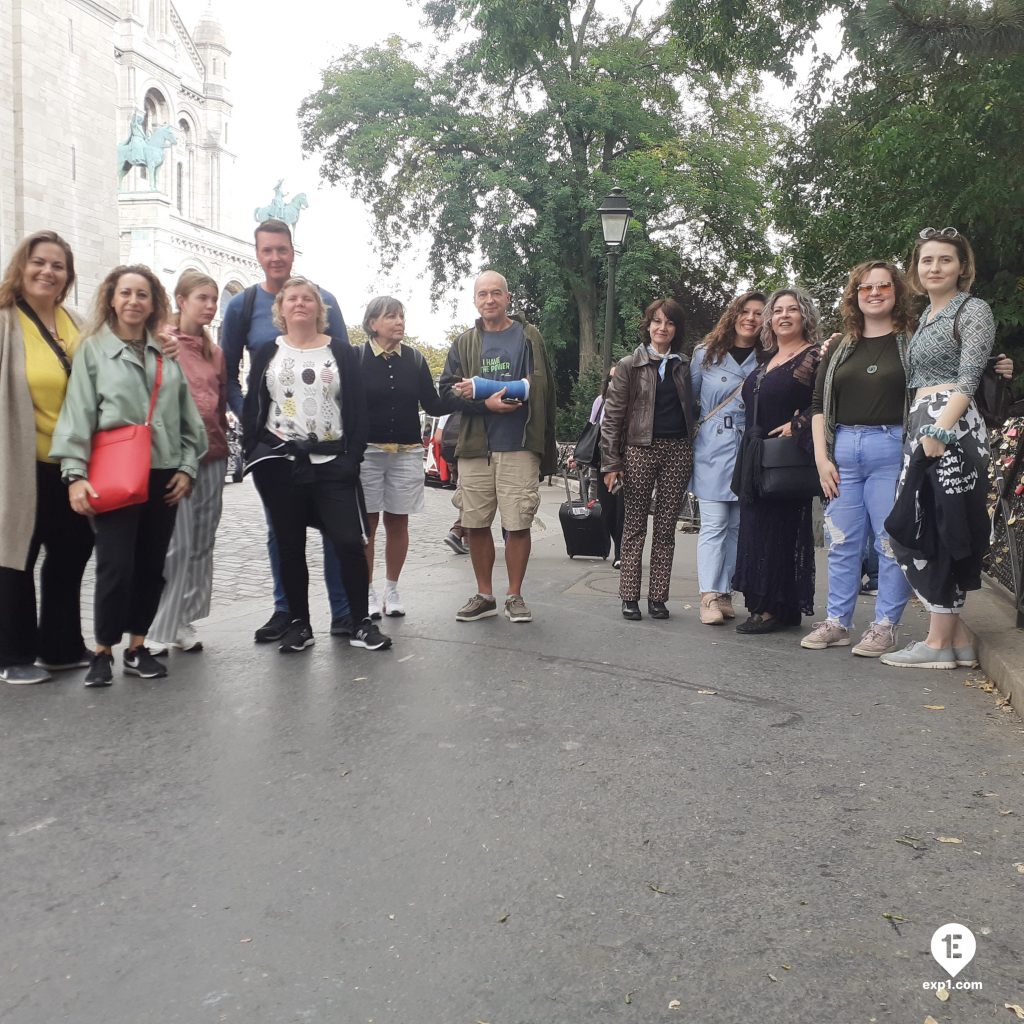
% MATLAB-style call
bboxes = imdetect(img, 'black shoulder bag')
[750,365,822,502]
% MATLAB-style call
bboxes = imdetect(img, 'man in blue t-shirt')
[221,218,353,642]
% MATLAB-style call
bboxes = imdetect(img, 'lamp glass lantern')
[598,188,632,248]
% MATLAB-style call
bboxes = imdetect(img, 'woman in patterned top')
[242,277,391,653]
[880,229,996,669]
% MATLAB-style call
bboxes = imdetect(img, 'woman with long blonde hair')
[148,270,229,655]
[0,230,94,683]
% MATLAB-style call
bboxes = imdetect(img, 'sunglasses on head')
[918,226,959,240]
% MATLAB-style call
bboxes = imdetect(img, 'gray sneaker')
[953,643,979,668]
[1,664,52,685]
[800,619,851,650]
[880,641,956,669]
[504,594,532,623]
[455,594,498,621]
[852,622,899,658]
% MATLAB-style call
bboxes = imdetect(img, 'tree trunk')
[574,281,598,376]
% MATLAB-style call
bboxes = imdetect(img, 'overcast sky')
[176,0,479,343]
[174,1,843,343]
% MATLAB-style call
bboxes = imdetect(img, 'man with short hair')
[439,271,556,623]
[221,219,354,642]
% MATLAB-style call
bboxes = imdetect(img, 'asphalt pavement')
[2,478,1023,1023]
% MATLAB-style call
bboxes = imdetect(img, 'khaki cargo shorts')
[453,451,541,531]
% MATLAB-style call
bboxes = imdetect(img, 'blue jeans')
[823,425,911,627]
[263,503,351,619]
[696,499,740,594]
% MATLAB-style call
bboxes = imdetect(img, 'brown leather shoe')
[717,593,736,619]
[699,593,725,625]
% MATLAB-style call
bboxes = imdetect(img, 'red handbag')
[87,354,163,514]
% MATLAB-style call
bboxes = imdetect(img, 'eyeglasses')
[918,226,959,240]
[856,282,894,294]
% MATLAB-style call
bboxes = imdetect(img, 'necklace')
[861,335,889,375]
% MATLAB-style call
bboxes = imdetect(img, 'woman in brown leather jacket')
[600,298,696,621]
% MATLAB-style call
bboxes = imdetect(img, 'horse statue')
[254,185,308,236]
[117,124,176,192]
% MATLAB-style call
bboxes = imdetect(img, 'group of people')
[0,217,1014,689]
[0,218,560,688]
[595,227,1013,670]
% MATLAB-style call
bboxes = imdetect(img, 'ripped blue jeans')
[823,425,912,628]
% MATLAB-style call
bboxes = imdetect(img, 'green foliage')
[299,1,783,394]
[775,21,1024,382]
[556,363,606,442]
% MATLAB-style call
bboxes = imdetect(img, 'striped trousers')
[149,459,226,643]
[619,439,694,603]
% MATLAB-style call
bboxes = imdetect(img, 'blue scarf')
[646,345,681,380]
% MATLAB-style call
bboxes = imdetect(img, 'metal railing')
[984,415,1024,628]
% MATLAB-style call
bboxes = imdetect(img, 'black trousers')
[92,468,178,647]
[0,461,94,667]
[594,466,623,561]
[253,458,370,624]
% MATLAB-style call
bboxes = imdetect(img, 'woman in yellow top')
[0,230,94,684]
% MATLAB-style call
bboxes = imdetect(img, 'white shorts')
[360,447,425,515]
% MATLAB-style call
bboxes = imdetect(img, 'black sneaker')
[330,614,355,637]
[279,620,314,653]
[254,610,292,643]
[350,620,392,651]
[123,646,168,678]
[84,652,114,688]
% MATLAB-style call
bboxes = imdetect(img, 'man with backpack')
[221,219,354,642]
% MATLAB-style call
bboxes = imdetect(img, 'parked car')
[423,413,457,488]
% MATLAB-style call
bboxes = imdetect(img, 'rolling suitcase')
[559,469,611,559]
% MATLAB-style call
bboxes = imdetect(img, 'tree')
[852,0,1024,64]
[299,1,783,379]
[773,25,1024,369]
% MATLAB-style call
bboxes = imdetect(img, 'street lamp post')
[598,187,632,377]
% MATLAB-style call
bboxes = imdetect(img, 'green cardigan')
[50,324,208,483]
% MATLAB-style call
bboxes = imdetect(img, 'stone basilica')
[0,0,260,319]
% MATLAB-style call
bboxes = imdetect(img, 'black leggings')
[0,461,94,667]
[92,468,178,647]
[253,458,370,624]
[594,466,623,561]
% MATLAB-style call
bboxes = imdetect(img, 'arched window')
[176,116,195,218]
[140,88,169,187]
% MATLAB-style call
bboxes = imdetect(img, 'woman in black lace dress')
[733,288,822,633]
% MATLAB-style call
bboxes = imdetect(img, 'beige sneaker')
[800,619,851,650]
[717,594,736,619]
[699,593,724,625]
[455,594,498,621]
[504,594,532,623]
[852,621,899,658]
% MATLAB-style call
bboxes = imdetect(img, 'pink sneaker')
[800,619,851,650]
[852,622,899,658]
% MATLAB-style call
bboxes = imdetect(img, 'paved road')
[3,479,1023,1023]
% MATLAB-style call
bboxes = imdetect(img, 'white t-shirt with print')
[265,339,342,464]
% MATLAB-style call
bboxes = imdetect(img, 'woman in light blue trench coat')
[688,291,766,625]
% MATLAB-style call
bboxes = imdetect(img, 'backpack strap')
[238,284,260,342]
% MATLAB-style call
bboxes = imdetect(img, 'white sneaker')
[146,640,173,657]
[383,588,406,617]
[177,623,203,652]
[368,586,382,620]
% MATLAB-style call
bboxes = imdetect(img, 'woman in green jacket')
[51,265,207,687]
